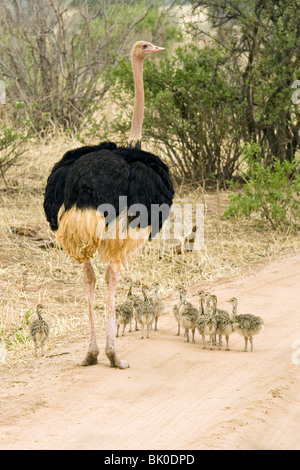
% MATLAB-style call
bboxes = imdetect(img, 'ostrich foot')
[116,359,130,369]
[80,350,99,366]
[106,350,129,369]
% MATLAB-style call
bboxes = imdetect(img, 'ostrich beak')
[147,44,166,54]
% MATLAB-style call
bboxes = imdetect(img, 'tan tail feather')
[56,207,105,264]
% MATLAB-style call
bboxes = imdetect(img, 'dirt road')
[1,254,300,450]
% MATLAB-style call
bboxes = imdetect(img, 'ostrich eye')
[142,44,148,49]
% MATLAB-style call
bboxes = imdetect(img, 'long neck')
[127,284,133,297]
[231,302,237,319]
[128,54,144,149]
[142,288,148,301]
[154,285,160,297]
[205,299,211,315]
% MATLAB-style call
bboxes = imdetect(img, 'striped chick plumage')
[196,292,217,349]
[210,294,234,350]
[178,289,198,343]
[149,282,165,331]
[227,297,264,352]
[173,286,186,336]
[30,305,50,357]
[131,286,156,339]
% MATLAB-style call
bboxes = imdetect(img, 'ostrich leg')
[81,261,99,366]
[105,265,129,369]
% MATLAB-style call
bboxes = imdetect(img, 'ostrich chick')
[173,286,186,336]
[196,292,217,349]
[150,282,165,331]
[210,294,234,350]
[178,289,198,343]
[30,305,50,357]
[127,283,143,331]
[132,286,156,339]
[115,284,134,337]
[226,297,264,352]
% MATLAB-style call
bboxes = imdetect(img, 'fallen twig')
[45,352,70,358]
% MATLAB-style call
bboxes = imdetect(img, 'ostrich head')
[152,282,161,293]
[175,285,185,292]
[36,304,46,312]
[226,297,238,307]
[175,285,187,299]
[36,304,47,317]
[197,291,206,303]
[195,290,205,297]
[142,285,151,294]
[132,41,165,60]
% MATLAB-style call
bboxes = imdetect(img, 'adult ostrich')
[44,41,174,368]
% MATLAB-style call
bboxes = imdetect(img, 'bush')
[190,0,300,164]
[0,0,168,132]
[0,121,31,184]
[5,308,34,347]
[224,142,300,232]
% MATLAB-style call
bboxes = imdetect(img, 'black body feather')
[44,142,174,238]
[43,142,117,231]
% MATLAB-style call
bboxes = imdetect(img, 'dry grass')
[1,135,299,364]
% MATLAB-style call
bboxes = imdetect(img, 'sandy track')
[1,254,300,450]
